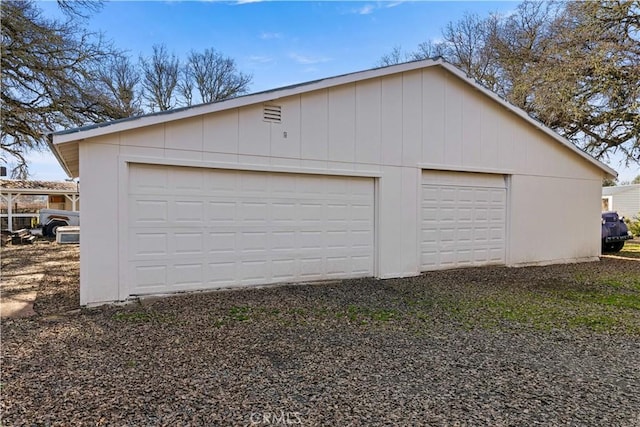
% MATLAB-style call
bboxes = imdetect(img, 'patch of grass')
[617,240,640,259]
[559,290,640,310]
[343,305,399,324]
[599,276,630,288]
[568,315,620,331]
[286,308,307,316]
[432,287,640,334]
[228,306,251,322]
[371,309,397,322]
[440,297,517,329]
[574,272,640,292]
[346,305,360,322]
[211,318,226,328]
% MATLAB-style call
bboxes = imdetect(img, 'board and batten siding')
[615,189,640,219]
[603,186,640,220]
[77,66,603,305]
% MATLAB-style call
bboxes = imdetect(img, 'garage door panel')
[240,260,269,282]
[272,202,297,221]
[173,201,205,224]
[327,256,349,275]
[128,165,374,295]
[271,231,296,250]
[239,230,267,251]
[207,171,239,194]
[207,262,237,285]
[421,171,506,271]
[132,232,168,257]
[129,164,169,193]
[351,203,372,219]
[299,258,323,278]
[208,201,237,223]
[173,232,204,255]
[131,200,169,224]
[297,175,325,195]
[490,209,506,222]
[240,202,269,223]
[240,172,269,193]
[208,231,236,253]
[169,263,203,287]
[133,264,167,289]
[327,203,348,219]
[352,255,373,274]
[441,188,457,202]
[351,230,373,248]
[171,168,205,192]
[474,228,489,241]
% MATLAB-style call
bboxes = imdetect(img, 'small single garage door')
[421,170,506,270]
[127,164,375,295]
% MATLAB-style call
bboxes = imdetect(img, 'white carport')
[0,180,79,231]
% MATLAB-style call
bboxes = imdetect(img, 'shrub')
[624,212,640,237]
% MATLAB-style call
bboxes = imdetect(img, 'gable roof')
[602,184,640,196]
[48,58,616,178]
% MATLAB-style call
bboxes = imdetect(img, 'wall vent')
[263,104,282,123]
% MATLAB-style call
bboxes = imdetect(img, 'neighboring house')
[602,184,640,219]
[48,59,615,306]
[0,180,79,231]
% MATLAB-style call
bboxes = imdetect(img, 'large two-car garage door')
[127,164,375,295]
[421,170,507,270]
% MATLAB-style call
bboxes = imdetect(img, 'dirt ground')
[1,239,638,318]
[1,241,80,316]
[1,241,639,425]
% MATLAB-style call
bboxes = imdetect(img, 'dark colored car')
[601,211,632,253]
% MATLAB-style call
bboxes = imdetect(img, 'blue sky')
[29,0,638,182]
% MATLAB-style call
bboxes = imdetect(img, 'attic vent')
[263,104,282,123]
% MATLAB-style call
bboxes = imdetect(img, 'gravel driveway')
[2,243,640,426]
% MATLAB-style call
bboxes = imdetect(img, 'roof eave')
[47,133,76,178]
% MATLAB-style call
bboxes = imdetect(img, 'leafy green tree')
[541,1,639,163]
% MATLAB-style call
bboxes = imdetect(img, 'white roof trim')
[50,58,616,177]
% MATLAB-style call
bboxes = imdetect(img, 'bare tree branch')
[1,0,122,177]
[182,48,252,104]
[380,0,639,166]
[139,44,179,111]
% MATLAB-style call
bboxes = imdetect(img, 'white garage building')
[49,59,615,306]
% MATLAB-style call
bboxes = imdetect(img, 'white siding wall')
[509,175,602,265]
[78,66,604,305]
[79,139,120,305]
[610,188,640,219]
